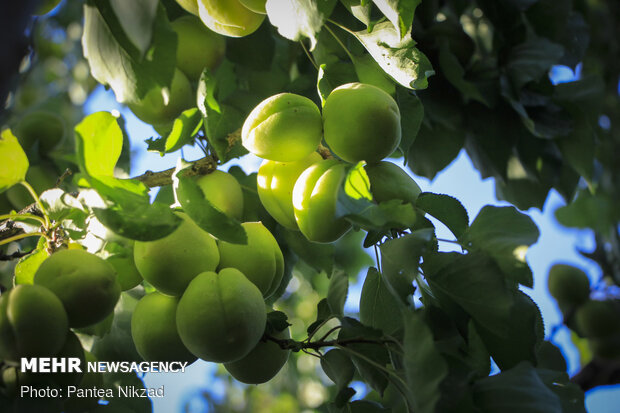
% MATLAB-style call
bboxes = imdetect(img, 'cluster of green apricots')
[548,264,620,360]
[245,82,421,243]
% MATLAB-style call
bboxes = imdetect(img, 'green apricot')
[106,252,143,291]
[196,170,244,220]
[217,222,284,298]
[547,264,590,308]
[0,284,68,361]
[176,268,266,362]
[128,69,194,126]
[224,327,290,384]
[364,161,421,204]
[35,0,62,15]
[34,249,120,328]
[239,0,266,14]
[323,82,401,164]
[588,334,620,359]
[257,152,322,229]
[575,299,620,338]
[171,15,226,81]
[6,164,57,210]
[175,0,199,16]
[242,93,323,162]
[13,110,64,154]
[292,159,352,243]
[134,213,220,296]
[197,0,265,38]
[131,292,197,363]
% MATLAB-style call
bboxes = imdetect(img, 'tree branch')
[131,155,218,187]
[265,333,395,352]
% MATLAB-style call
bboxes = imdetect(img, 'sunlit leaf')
[0,129,29,193]
[74,112,124,177]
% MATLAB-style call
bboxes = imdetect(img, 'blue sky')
[84,71,619,411]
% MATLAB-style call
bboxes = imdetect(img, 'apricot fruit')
[547,264,590,308]
[0,284,68,361]
[34,249,120,328]
[575,300,620,338]
[196,170,244,220]
[242,93,323,162]
[217,222,284,298]
[134,213,219,296]
[176,268,266,362]
[322,82,401,164]
[239,0,266,14]
[131,292,197,363]
[197,0,265,38]
[257,152,322,229]
[364,161,421,204]
[106,251,143,291]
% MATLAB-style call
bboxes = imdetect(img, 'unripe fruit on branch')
[364,161,421,204]
[131,292,197,364]
[224,327,290,384]
[217,222,284,298]
[293,159,352,243]
[176,268,266,362]
[575,300,620,338]
[34,249,120,328]
[239,0,266,14]
[175,0,199,16]
[0,284,68,361]
[13,110,65,155]
[323,83,401,164]
[106,251,143,291]
[197,0,265,38]
[134,213,219,296]
[547,264,590,308]
[196,170,244,220]
[257,152,322,229]
[128,69,193,126]
[171,16,226,82]
[242,93,323,162]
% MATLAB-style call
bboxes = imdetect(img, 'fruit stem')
[299,40,320,71]
[324,22,355,62]
[19,181,51,228]
[0,232,44,246]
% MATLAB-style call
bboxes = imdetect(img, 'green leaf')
[473,362,562,413]
[507,37,564,89]
[307,298,333,336]
[281,229,334,274]
[172,162,247,244]
[0,129,29,193]
[438,41,488,105]
[403,310,448,413]
[423,252,514,337]
[327,269,349,317]
[352,53,396,95]
[555,191,619,234]
[464,206,539,288]
[82,1,176,103]
[39,189,87,223]
[396,87,424,162]
[353,21,434,89]
[108,0,158,57]
[15,246,49,285]
[371,0,420,40]
[340,0,373,26]
[321,349,355,391]
[416,192,469,239]
[265,0,338,49]
[266,310,291,334]
[146,108,203,154]
[407,121,464,180]
[380,229,433,304]
[74,112,124,177]
[535,369,586,413]
[360,268,405,335]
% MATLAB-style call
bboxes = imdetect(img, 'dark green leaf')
[407,122,464,180]
[225,23,275,71]
[403,310,448,413]
[317,64,334,107]
[74,111,124,177]
[82,2,176,103]
[353,21,434,89]
[380,229,433,304]
[416,192,469,239]
[555,191,619,234]
[535,369,586,413]
[473,362,562,413]
[321,349,355,391]
[439,41,488,105]
[327,269,349,317]
[107,0,158,57]
[266,311,291,334]
[360,268,405,335]
[396,87,424,162]
[507,37,564,89]
[371,0,420,40]
[281,228,334,274]
[0,129,28,192]
[172,164,246,244]
[307,298,333,336]
[464,206,539,288]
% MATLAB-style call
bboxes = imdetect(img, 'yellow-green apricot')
[292,159,352,243]
[239,0,266,14]
[134,213,219,296]
[217,222,284,298]
[196,170,244,220]
[0,284,68,361]
[197,0,265,38]
[176,268,266,362]
[176,0,199,16]
[128,69,194,126]
[224,327,290,384]
[6,164,57,210]
[547,264,590,308]
[242,93,323,162]
[257,152,322,229]
[34,250,120,328]
[131,292,197,363]
[171,15,226,81]
[13,110,64,154]
[323,82,401,164]
[364,161,421,204]
[106,252,143,291]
